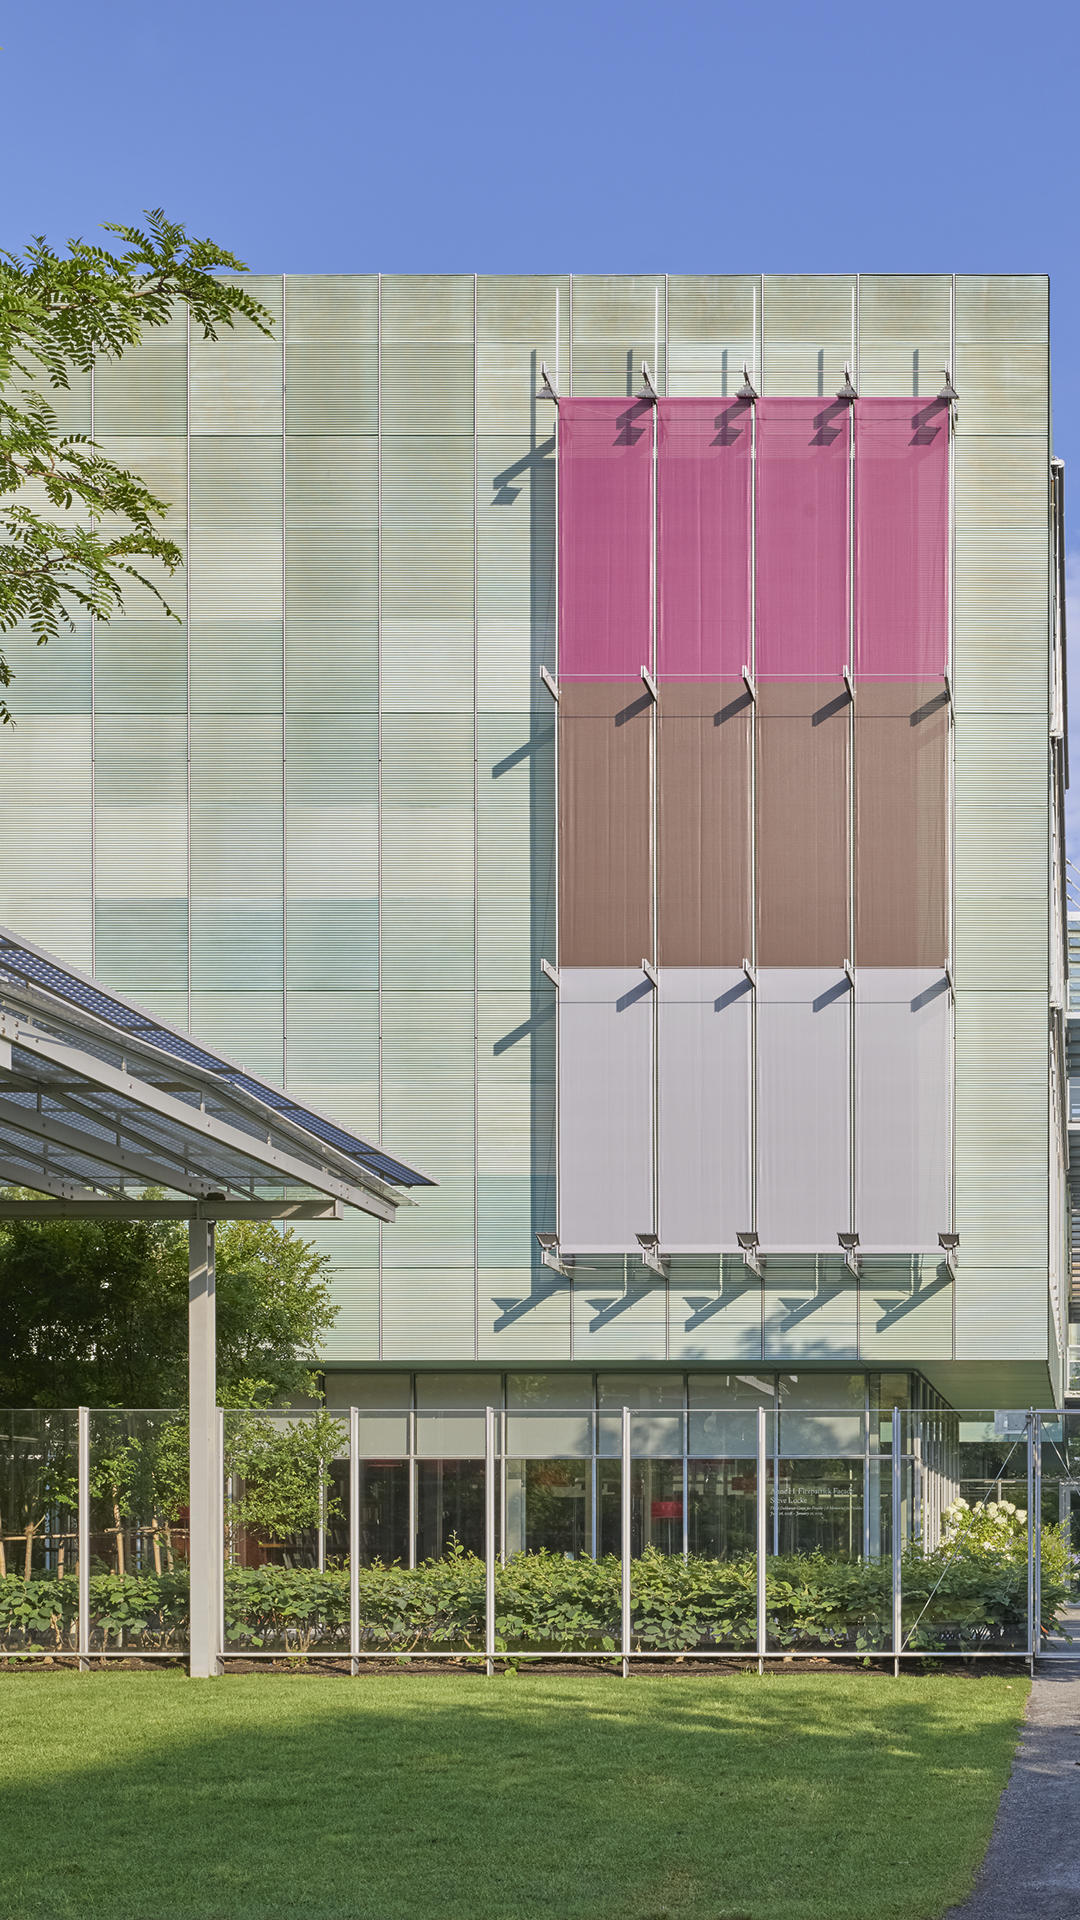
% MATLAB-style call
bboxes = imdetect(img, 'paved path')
[943,1666,1080,1919]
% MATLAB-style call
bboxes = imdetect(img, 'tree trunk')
[113,1498,125,1577]
[150,1521,162,1575]
[24,1522,36,1581]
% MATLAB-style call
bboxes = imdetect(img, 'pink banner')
[855,398,949,680]
[755,398,850,680]
[656,398,752,678]
[558,398,653,680]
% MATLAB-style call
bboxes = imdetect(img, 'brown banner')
[756,680,849,966]
[658,679,751,965]
[558,680,652,966]
[854,680,948,965]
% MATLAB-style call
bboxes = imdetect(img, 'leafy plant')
[0,210,272,723]
[1,1540,1066,1659]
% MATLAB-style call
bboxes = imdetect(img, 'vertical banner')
[656,398,752,679]
[558,398,654,680]
[855,970,950,1250]
[557,968,654,1253]
[756,399,850,680]
[757,969,851,1250]
[854,682,948,966]
[855,398,949,681]
[756,681,849,966]
[657,969,752,1250]
[558,682,652,965]
[657,680,751,966]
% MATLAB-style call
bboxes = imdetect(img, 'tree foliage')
[0,1216,336,1408]
[0,209,272,722]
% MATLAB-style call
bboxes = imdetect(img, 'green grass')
[0,1669,1024,1920]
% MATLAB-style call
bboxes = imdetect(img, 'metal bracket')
[640,665,658,702]
[540,958,561,988]
[536,1232,572,1276]
[938,367,959,404]
[843,958,856,989]
[741,665,757,703]
[736,1231,763,1277]
[637,361,659,402]
[541,1247,573,1277]
[837,362,859,402]
[641,959,659,988]
[736,363,759,401]
[539,664,561,702]
[742,958,757,988]
[636,1233,668,1277]
[843,665,855,703]
[537,362,559,402]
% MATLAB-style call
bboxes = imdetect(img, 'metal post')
[1027,1411,1036,1673]
[756,1404,767,1674]
[407,1399,417,1570]
[1033,1411,1042,1659]
[485,1405,496,1677]
[217,1407,226,1663]
[349,1406,360,1677]
[892,1407,902,1675]
[621,1405,631,1678]
[77,1406,89,1670]
[188,1218,219,1678]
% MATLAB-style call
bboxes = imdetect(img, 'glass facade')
[322,1367,926,1566]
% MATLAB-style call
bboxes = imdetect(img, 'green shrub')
[1,1535,1066,1657]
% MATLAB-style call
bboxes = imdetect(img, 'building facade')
[0,275,1067,1470]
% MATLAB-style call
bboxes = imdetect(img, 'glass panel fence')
[900,1410,1029,1657]
[11,1402,1080,1666]
[223,1408,347,1656]
[0,1409,79,1657]
[1035,1411,1080,1655]
[766,1410,890,1655]
[88,1410,188,1655]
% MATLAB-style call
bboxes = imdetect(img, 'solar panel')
[0,928,433,1192]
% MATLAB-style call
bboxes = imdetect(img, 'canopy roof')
[0,927,433,1222]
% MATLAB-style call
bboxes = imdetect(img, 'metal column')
[1033,1412,1042,1659]
[892,1406,903,1675]
[1026,1411,1036,1673]
[485,1405,496,1677]
[756,1404,767,1673]
[349,1406,360,1677]
[188,1218,219,1678]
[621,1405,632,1678]
[77,1405,89,1670]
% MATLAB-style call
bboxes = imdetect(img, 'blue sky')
[6,0,1079,846]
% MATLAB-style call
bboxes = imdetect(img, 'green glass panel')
[285,623,377,712]
[94,344,187,433]
[189,437,282,525]
[379,276,475,342]
[190,901,284,990]
[94,899,189,991]
[285,276,378,341]
[190,624,283,712]
[285,714,378,805]
[285,438,377,525]
[286,900,378,991]
[285,343,377,433]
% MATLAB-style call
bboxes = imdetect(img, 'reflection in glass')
[773,1457,863,1557]
[688,1460,756,1558]
[505,1459,591,1556]
[417,1459,484,1559]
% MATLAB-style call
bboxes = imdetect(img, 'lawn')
[0,1670,1024,1920]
